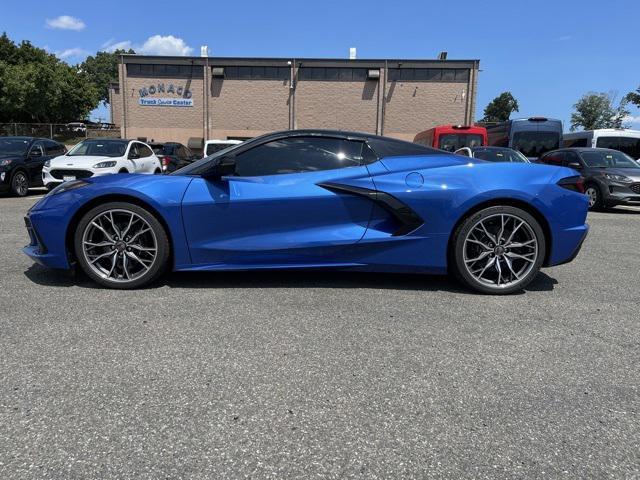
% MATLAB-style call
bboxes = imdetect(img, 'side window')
[139,144,153,158]
[564,151,580,166]
[234,137,363,177]
[44,140,59,155]
[29,142,44,156]
[178,146,188,159]
[540,152,563,166]
[184,146,194,158]
[128,143,139,159]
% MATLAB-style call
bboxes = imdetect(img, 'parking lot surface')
[1,191,638,479]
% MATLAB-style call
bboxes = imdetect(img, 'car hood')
[0,153,24,162]
[50,155,117,169]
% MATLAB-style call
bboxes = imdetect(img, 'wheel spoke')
[495,257,503,285]
[128,227,151,243]
[89,250,116,264]
[121,212,136,238]
[505,251,536,263]
[465,251,491,264]
[479,221,497,244]
[90,221,112,240]
[503,255,520,281]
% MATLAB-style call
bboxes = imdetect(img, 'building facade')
[110,54,479,146]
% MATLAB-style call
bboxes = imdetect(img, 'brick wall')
[208,78,290,139]
[383,81,469,141]
[295,79,379,133]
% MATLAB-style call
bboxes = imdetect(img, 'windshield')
[0,138,30,155]
[67,139,128,157]
[512,132,560,158]
[438,134,483,152]
[596,136,640,159]
[473,148,529,163]
[581,150,640,168]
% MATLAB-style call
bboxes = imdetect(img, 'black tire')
[154,168,162,174]
[73,202,170,289]
[451,205,546,295]
[11,170,29,197]
[118,168,129,174]
[584,183,603,210]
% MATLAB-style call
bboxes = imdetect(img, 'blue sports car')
[23,130,589,294]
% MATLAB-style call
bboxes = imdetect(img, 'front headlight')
[604,173,632,183]
[44,160,51,168]
[93,161,117,168]
[48,179,90,196]
[0,159,13,167]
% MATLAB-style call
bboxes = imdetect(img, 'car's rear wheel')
[73,202,169,289]
[451,206,546,294]
[11,171,29,197]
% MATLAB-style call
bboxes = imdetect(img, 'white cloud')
[623,115,640,128]
[139,35,193,56]
[101,35,193,56]
[56,47,89,60]
[46,15,86,31]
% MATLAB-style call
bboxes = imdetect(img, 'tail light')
[557,175,585,194]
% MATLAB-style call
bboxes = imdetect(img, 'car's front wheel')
[584,184,603,210]
[11,171,29,197]
[73,202,170,289]
[451,206,546,294]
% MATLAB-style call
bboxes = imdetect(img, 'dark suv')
[539,148,640,209]
[0,137,67,196]
[149,142,196,173]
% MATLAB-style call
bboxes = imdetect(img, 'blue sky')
[2,0,639,128]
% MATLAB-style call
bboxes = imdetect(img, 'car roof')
[555,147,621,153]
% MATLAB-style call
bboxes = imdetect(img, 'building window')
[222,66,290,80]
[126,63,203,78]
[297,67,369,81]
[388,68,469,83]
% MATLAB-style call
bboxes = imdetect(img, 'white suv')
[43,139,162,188]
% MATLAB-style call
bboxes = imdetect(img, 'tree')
[626,86,640,108]
[81,48,134,104]
[480,92,519,123]
[0,32,99,123]
[570,92,629,131]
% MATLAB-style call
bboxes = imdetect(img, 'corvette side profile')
[24,130,589,294]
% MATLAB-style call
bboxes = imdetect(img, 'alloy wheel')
[585,187,598,208]
[81,209,158,283]
[13,173,28,196]
[462,213,539,290]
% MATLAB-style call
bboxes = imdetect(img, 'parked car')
[149,142,197,173]
[414,125,487,152]
[24,130,589,294]
[42,139,161,189]
[455,146,530,163]
[65,122,86,134]
[485,117,563,161]
[204,139,242,158]
[0,137,66,196]
[539,148,640,209]
[563,128,640,160]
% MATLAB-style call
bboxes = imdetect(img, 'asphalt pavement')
[0,190,638,479]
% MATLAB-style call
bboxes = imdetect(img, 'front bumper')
[602,182,640,206]
[23,209,72,270]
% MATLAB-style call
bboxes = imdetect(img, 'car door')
[137,143,155,172]
[181,136,377,266]
[127,143,142,172]
[26,141,47,185]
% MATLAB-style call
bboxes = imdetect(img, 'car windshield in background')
[473,148,529,163]
[581,150,640,168]
[151,145,173,155]
[0,138,30,155]
[67,140,127,157]
[439,134,483,152]
[206,144,235,156]
[512,132,560,158]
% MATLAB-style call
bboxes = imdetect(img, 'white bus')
[563,129,640,159]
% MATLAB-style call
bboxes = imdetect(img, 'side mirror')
[29,149,42,158]
[129,152,140,160]
[203,155,236,180]
[567,162,582,170]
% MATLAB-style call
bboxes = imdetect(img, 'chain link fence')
[0,123,120,146]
